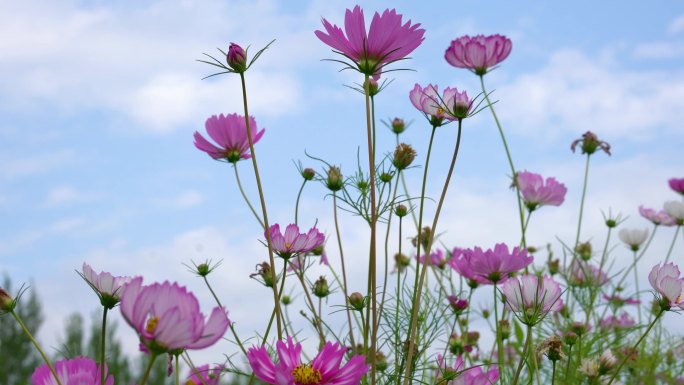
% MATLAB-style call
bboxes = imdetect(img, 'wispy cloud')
[0,150,74,179]
[42,185,101,207]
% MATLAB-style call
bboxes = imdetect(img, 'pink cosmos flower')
[603,294,640,306]
[648,262,684,311]
[445,34,512,75]
[449,244,533,285]
[436,354,499,385]
[186,364,224,385]
[515,171,567,211]
[417,249,448,269]
[639,205,675,226]
[600,312,635,330]
[247,337,369,385]
[669,178,684,196]
[564,260,609,287]
[194,113,265,163]
[267,224,325,260]
[120,277,229,353]
[409,84,471,124]
[502,274,563,325]
[80,262,131,309]
[315,6,425,78]
[32,357,113,385]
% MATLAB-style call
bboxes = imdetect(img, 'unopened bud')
[312,276,329,298]
[196,263,211,277]
[394,204,408,218]
[379,172,393,183]
[326,166,343,191]
[301,168,316,181]
[394,253,410,268]
[0,288,14,312]
[226,43,247,73]
[447,295,468,315]
[375,352,388,372]
[281,295,292,305]
[391,118,406,134]
[498,319,510,340]
[393,143,416,170]
[548,258,560,275]
[563,331,578,346]
[575,241,593,261]
[348,292,365,311]
[365,78,379,96]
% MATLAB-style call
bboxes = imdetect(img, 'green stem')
[101,307,108,385]
[11,310,62,385]
[175,354,180,385]
[238,72,282,339]
[139,353,158,385]
[606,310,664,385]
[294,179,307,226]
[551,360,557,385]
[333,192,355,348]
[564,344,573,383]
[233,165,264,228]
[632,250,642,324]
[202,275,247,356]
[394,216,403,385]
[493,284,503,374]
[260,260,290,347]
[293,265,326,348]
[574,155,592,255]
[664,225,681,263]
[377,178,401,331]
[512,324,533,385]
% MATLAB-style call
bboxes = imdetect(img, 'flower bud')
[301,168,316,181]
[394,204,408,218]
[364,78,379,96]
[312,276,329,298]
[379,172,393,183]
[498,319,511,340]
[196,263,211,277]
[390,118,406,134]
[575,241,593,261]
[227,43,247,73]
[448,295,468,316]
[348,292,365,311]
[548,258,560,275]
[481,308,490,319]
[394,252,410,269]
[326,166,343,191]
[563,331,578,346]
[375,352,388,372]
[465,331,480,347]
[0,288,14,312]
[393,143,416,170]
[570,322,589,336]
[282,295,292,305]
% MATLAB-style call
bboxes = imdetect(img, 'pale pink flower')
[120,277,229,353]
[247,337,369,385]
[409,84,471,124]
[194,113,265,163]
[186,364,224,385]
[564,260,609,287]
[315,6,425,78]
[600,312,635,330]
[449,244,533,285]
[603,294,640,306]
[445,34,512,75]
[669,178,684,196]
[417,249,448,269]
[648,262,684,311]
[502,274,563,325]
[639,205,675,226]
[436,354,499,385]
[664,201,684,225]
[268,224,325,260]
[618,228,649,251]
[515,171,567,211]
[32,357,113,385]
[80,262,131,309]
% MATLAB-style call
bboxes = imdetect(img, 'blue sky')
[1,0,683,364]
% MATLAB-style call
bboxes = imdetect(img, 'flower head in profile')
[445,34,512,75]
[502,274,563,326]
[449,243,533,285]
[32,357,114,385]
[514,171,567,211]
[570,131,611,156]
[267,224,325,260]
[186,364,224,385]
[669,178,684,196]
[79,263,131,309]
[648,262,684,311]
[247,337,369,385]
[417,249,448,269]
[435,354,499,385]
[664,201,684,225]
[194,113,265,163]
[564,260,609,287]
[409,84,472,125]
[618,228,649,251]
[639,205,675,226]
[120,277,229,354]
[600,312,635,330]
[315,6,425,79]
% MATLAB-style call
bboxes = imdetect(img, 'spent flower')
[571,131,611,156]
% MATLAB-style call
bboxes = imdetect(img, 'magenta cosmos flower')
[186,364,224,385]
[449,244,533,285]
[600,312,635,330]
[194,113,265,163]
[669,178,684,196]
[502,274,563,325]
[445,34,512,75]
[649,262,684,311]
[32,357,113,385]
[436,354,499,385]
[315,6,425,78]
[639,205,675,226]
[267,224,325,260]
[409,84,471,125]
[515,171,567,211]
[417,249,448,269]
[120,277,229,353]
[247,337,369,385]
[80,262,131,309]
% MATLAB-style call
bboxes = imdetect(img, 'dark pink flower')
[515,171,567,211]
[449,244,533,285]
[436,354,499,385]
[186,364,224,385]
[445,34,512,75]
[226,43,247,73]
[268,224,325,260]
[32,357,113,385]
[315,6,425,78]
[120,277,229,353]
[502,274,563,325]
[648,262,684,311]
[669,178,684,196]
[194,113,265,163]
[247,337,369,385]
[639,205,675,226]
[80,262,131,309]
[447,295,469,315]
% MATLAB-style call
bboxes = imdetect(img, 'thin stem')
[12,310,62,385]
[260,260,290,346]
[333,192,355,348]
[493,284,503,373]
[574,155,592,255]
[632,250,642,324]
[294,179,307,226]
[664,225,681,263]
[233,165,265,228]
[100,307,108,385]
[394,215,403,384]
[606,310,664,385]
[586,226,613,325]
[139,354,158,385]
[202,275,247,356]
[378,178,401,331]
[239,72,282,339]
[512,324,533,385]
[551,360,557,385]
[182,352,209,385]
[564,344,573,383]
[293,266,326,348]
[175,354,180,385]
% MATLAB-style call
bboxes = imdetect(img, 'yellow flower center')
[285,242,292,249]
[291,364,322,385]
[145,316,160,333]
[185,381,197,385]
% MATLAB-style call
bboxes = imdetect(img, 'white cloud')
[158,189,204,209]
[495,49,684,139]
[633,41,684,60]
[0,150,74,179]
[668,14,684,35]
[42,185,100,207]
